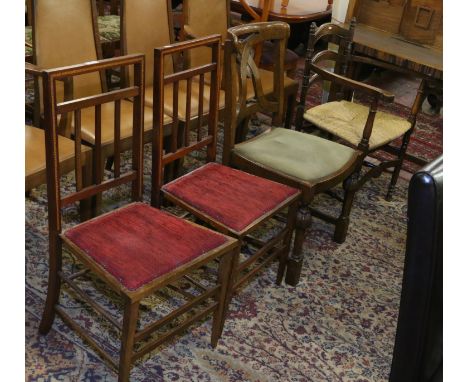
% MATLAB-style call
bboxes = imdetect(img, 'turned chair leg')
[39,238,62,334]
[386,130,411,201]
[334,174,359,243]
[118,300,140,382]
[276,201,298,285]
[211,247,239,347]
[285,203,312,286]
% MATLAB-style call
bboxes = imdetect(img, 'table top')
[231,0,332,23]
[333,22,442,79]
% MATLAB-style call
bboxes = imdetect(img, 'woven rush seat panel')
[304,100,412,150]
[64,203,228,291]
[233,128,357,184]
[162,162,300,233]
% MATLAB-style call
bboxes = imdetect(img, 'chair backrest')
[121,0,175,86]
[223,22,289,162]
[183,0,230,69]
[151,35,221,207]
[42,54,145,236]
[32,0,104,99]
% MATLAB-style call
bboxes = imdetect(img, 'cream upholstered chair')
[25,125,91,193]
[295,21,427,201]
[223,22,363,286]
[182,0,298,128]
[121,0,214,123]
[27,0,165,189]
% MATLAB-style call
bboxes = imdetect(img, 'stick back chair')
[223,22,364,286]
[182,0,298,128]
[295,21,427,202]
[151,35,301,290]
[28,0,156,184]
[39,55,239,382]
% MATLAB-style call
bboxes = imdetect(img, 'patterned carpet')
[25,115,409,381]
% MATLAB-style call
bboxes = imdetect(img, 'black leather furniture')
[389,155,443,382]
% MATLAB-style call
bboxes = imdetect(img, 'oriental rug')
[26,128,408,381]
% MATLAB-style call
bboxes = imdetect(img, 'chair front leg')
[276,200,298,285]
[118,300,140,382]
[211,246,239,347]
[334,170,360,243]
[285,202,312,286]
[386,129,412,201]
[39,237,63,334]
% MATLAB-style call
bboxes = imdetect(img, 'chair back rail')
[43,54,145,236]
[223,22,289,164]
[151,35,222,207]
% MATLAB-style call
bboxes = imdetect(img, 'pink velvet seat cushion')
[162,163,300,233]
[64,203,228,291]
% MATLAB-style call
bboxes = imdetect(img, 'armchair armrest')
[311,62,395,103]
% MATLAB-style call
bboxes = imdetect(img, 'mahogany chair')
[151,35,301,290]
[223,22,363,286]
[295,21,427,202]
[27,0,159,191]
[182,0,298,128]
[39,55,239,382]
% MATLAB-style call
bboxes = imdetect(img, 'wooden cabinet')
[347,0,442,50]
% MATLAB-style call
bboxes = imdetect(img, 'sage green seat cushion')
[97,15,120,42]
[304,100,412,150]
[233,128,356,184]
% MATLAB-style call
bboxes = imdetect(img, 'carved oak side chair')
[151,35,301,290]
[295,21,427,203]
[39,55,239,382]
[182,0,298,128]
[223,22,363,286]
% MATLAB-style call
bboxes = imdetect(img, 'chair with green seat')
[295,21,427,202]
[223,21,363,286]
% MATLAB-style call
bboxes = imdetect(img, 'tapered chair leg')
[285,204,312,286]
[284,86,298,129]
[39,238,63,334]
[334,175,359,244]
[211,247,238,348]
[276,201,298,285]
[118,300,140,382]
[386,130,411,201]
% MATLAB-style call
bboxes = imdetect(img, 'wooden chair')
[223,22,363,286]
[151,35,300,290]
[295,21,427,202]
[120,0,212,125]
[27,0,161,196]
[182,0,298,128]
[39,54,239,382]
[235,0,299,75]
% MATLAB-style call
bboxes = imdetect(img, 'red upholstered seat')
[162,163,300,233]
[63,203,228,291]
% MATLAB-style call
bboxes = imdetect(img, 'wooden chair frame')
[295,21,428,203]
[39,55,238,382]
[151,35,299,290]
[181,1,298,129]
[223,22,361,286]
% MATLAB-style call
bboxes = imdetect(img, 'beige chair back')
[183,0,229,68]
[121,0,174,86]
[33,0,102,100]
